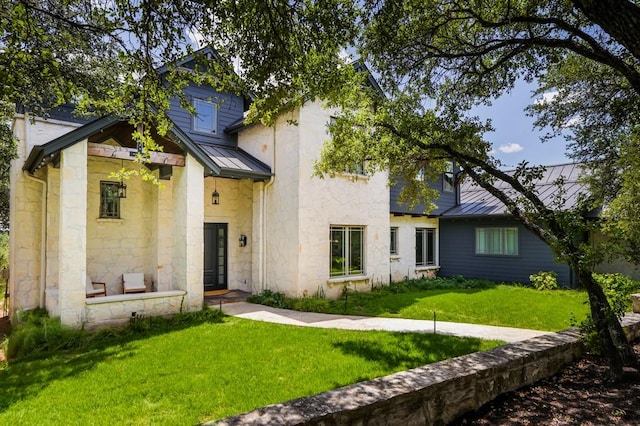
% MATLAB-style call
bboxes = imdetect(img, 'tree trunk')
[577,269,637,380]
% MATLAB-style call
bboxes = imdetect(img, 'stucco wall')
[390,215,440,282]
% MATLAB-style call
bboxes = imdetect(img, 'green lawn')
[0,317,501,425]
[332,285,590,331]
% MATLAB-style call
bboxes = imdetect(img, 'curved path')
[220,302,551,343]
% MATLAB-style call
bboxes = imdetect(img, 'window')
[443,161,454,192]
[193,99,217,134]
[475,227,518,255]
[416,228,436,266]
[100,181,121,218]
[328,116,366,176]
[330,226,365,277]
[390,227,398,255]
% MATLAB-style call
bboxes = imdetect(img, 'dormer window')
[193,99,217,134]
[443,161,454,192]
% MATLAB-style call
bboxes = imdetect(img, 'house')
[437,163,612,287]
[8,50,392,328]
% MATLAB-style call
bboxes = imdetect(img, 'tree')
[313,0,640,378]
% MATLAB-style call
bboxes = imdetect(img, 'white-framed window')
[475,227,518,255]
[390,227,398,255]
[330,225,365,277]
[443,161,454,192]
[100,181,121,218]
[193,99,217,134]
[416,228,436,266]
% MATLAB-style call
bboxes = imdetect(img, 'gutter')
[260,126,276,290]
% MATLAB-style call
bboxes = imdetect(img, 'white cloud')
[535,90,559,105]
[498,143,524,154]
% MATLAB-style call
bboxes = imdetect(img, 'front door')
[204,223,228,291]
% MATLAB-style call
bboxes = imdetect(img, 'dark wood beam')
[87,142,185,167]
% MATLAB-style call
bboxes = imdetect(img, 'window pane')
[194,100,216,133]
[330,227,346,277]
[443,161,454,192]
[426,229,435,265]
[390,227,398,255]
[475,228,486,254]
[416,229,424,266]
[100,182,120,218]
[349,227,363,275]
[505,228,518,255]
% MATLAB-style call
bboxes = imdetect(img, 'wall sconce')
[239,234,247,247]
[118,181,127,198]
[212,178,220,205]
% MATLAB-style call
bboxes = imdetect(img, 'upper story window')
[330,225,365,277]
[100,181,121,218]
[475,227,518,256]
[193,99,217,134]
[443,161,454,192]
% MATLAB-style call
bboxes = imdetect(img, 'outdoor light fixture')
[118,160,127,198]
[239,234,247,247]
[212,179,220,205]
[118,181,127,198]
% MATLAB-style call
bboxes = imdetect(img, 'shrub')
[529,271,559,290]
[247,290,289,308]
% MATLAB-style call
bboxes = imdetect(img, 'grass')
[334,285,590,331]
[0,315,502,425]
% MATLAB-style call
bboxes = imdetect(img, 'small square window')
[100,181,121,218]
[193,99,217,134]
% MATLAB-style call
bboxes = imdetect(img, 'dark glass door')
[204,223,228,291]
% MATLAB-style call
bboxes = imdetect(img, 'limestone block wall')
[84,291,187,330]
[211,314,640,426]
[297,102,390,298]
[58,142,88,327]
[172,155,204,311]
[86,156,156,296]
[152,174,174,291]
[390,215,440,282]
[9,116,79,316]
[204,177,253,292]
[239,112,302,295]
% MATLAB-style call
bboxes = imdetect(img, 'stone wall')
[211,314,640,426]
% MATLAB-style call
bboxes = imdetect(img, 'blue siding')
[391,174,458,216]
[166,84,245,147]
[439,217,575,287]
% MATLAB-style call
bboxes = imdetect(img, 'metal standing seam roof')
[195,143,271,180]
[441,163,590,217]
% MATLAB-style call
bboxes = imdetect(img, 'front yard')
[0,314,501,425]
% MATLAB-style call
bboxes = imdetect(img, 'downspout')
[260,125,276,290]
[23,117,48,309]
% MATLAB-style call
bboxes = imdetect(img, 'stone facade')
[239,102,391,298]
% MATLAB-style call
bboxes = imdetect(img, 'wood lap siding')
[391,174,458,216]
[439,217,574,287]
[166,85,245,147]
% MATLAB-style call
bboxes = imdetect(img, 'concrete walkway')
[220,302,551,343]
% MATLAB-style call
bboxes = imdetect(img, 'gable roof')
[441,163,589,217]
[23,114,272,181]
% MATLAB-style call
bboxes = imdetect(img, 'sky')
[471,80,572,169]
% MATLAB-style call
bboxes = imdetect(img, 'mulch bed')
[451,341,640,425]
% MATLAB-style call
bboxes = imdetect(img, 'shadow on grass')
[333,332,491,371]
[0,310,225,413]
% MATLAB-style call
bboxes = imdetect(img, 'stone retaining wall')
[211,314,640,426]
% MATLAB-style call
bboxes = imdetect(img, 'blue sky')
[471,80,571,169]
